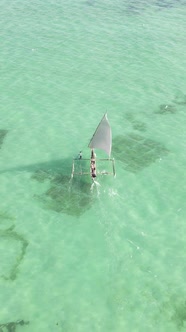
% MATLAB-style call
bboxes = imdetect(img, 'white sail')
[88,113,112,156]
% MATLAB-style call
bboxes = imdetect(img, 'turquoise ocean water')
[0,0,186,331]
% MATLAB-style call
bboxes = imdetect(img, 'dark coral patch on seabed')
[155,104,177,115]
[32,171,94,216]
[0,226,28,281]
[112,133,169,173]
[124,112,147,132]
[0,130,8,149]
[173,93,186,105]
[0,319,29,332]
[171,300,186,329]
[0,212,28,282]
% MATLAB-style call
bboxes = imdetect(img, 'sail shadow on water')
[0,157,72,175]
[112,133,169,173]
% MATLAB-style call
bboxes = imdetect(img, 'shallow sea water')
[0,0,186,331]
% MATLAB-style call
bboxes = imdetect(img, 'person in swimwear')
[91,160,96,178]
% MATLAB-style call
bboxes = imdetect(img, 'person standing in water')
[78,151,82,159]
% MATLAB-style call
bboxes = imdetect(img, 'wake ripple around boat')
[90,179,101,194]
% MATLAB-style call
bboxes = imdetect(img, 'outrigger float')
[71,113,116,180]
